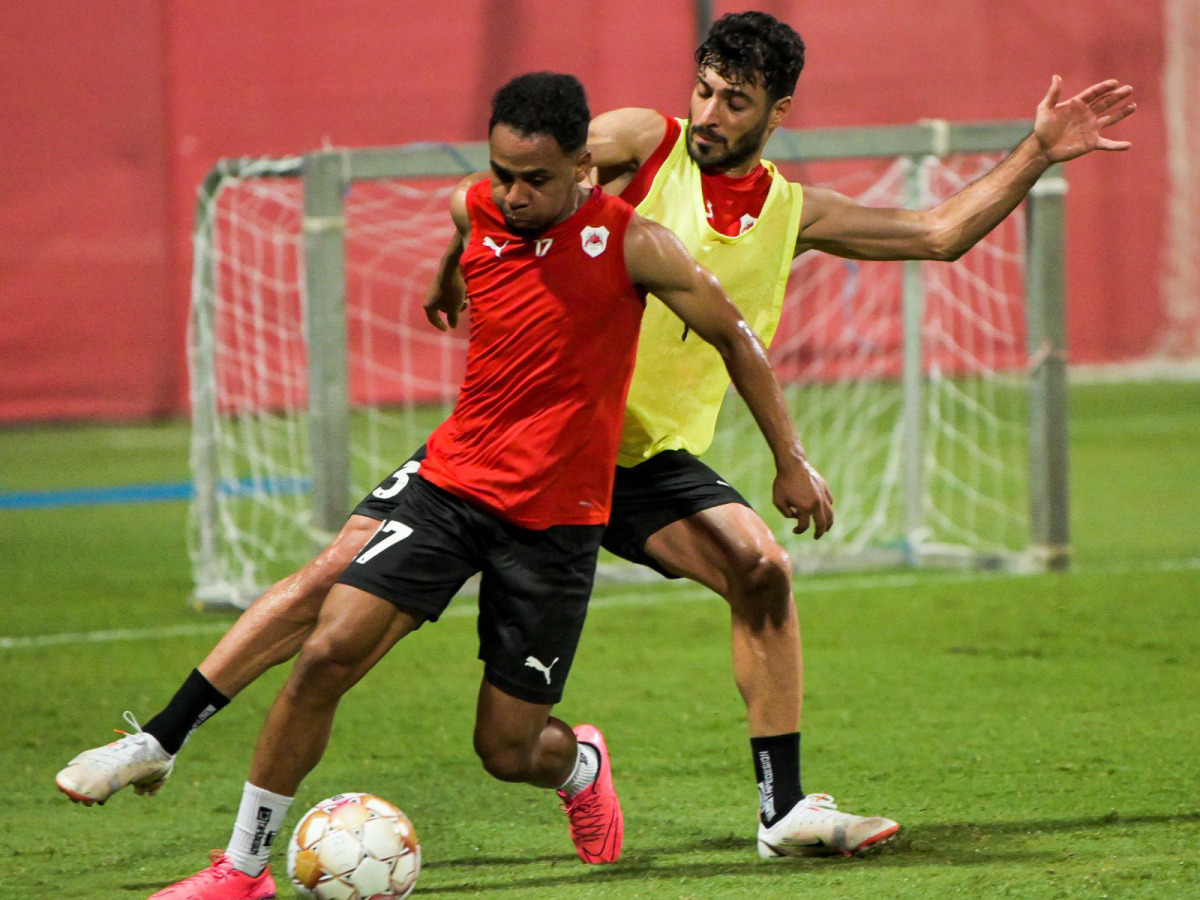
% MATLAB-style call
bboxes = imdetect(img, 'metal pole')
[694,0,713,49]
[303,151,352,538]
[901,156,930,559]
[1026,169,1071,570]
[189,165,227,604]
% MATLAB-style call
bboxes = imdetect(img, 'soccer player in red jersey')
[134,72,829,897]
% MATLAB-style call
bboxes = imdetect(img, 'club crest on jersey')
[580,225,609,258]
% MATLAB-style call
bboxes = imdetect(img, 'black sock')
[143,669,230,755]
[751,732,803,828]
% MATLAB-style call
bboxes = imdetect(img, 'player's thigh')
[476,522,603,706]
[290,514,385,596]
[271,445,431,620]
[644,501,787,596]
[604,450,765,590]
[293,583,421,694]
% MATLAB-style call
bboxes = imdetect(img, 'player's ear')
[574,148,593,183]
[769,95,792,129]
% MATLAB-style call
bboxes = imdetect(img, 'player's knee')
[721,541,795,631]
[473,735,535,783]
[290,629,366,695]
[725,541,792,598]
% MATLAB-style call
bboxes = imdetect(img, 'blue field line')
[0,476,310,510]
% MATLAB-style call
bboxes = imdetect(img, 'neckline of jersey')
[695,160,778,242]
[699,162,770,188]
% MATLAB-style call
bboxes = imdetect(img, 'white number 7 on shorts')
[354,520,414,564]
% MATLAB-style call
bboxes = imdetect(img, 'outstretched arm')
[624,216,834,538]
[796,76,1136,261]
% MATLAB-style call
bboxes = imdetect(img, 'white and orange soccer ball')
[287,792,421,899]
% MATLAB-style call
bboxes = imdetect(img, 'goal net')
[189,122,1066,609]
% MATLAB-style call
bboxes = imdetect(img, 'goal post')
[188,119,1068,610]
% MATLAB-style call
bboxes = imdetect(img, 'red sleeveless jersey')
[420,182,645,528]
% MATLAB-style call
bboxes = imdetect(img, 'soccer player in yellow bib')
[58,11,1134,860]
[571,12,1131,856]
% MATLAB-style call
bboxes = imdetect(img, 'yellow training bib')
[617,118,804,466]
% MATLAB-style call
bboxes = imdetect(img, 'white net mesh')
[190,151,1033,606]
[707,155,1028,570]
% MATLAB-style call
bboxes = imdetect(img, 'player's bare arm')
[423,174,480,331]
[587,108,668,194]
[796,76,1136,261]
[624,214,833,538]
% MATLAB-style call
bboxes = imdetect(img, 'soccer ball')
[287,792,421,899]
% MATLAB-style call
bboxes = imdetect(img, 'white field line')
[2,558,1198,652]
[0,623,231,650]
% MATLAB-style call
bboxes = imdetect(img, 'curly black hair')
[695,11,806,102]
[488,72,590,153]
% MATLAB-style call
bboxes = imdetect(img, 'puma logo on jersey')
[524,655,560,684]
[581,225,609,258]
[483,236,510,257]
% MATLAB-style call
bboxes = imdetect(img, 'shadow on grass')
[408,810,1200,894]
[116,810,1200,894]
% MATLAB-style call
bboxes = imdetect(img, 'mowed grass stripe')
[5,555,1197,650]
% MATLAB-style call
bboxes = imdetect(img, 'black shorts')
[338,473,603,705]
[351,446,748,581]
[601,449,750,577]
[351,446,429,520]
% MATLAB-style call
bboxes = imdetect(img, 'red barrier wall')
[1,1,174,420]
[0,0,1168,421]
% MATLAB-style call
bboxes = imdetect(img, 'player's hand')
[423,275,467,332]
[773,459,834,539]
[1033,75,1135,164]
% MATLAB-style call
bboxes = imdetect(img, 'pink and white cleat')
[557,724,624,864]
[56,712,174,806]
[146,851,276,899]
[757,793,899,858]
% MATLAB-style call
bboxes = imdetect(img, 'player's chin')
[687,143,732,169]
[503,215,544,237]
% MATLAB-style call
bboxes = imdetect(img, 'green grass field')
[1,380,1198,898]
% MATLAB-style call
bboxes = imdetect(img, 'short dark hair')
[488,72,590,153]
[696,11,806,102]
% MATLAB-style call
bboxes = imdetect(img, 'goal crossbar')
[189,118,1069,609]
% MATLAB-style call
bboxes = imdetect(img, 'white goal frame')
[189,120,1069,608]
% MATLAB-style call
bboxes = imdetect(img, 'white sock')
[226,782,293,876]
[558,742,600,797]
